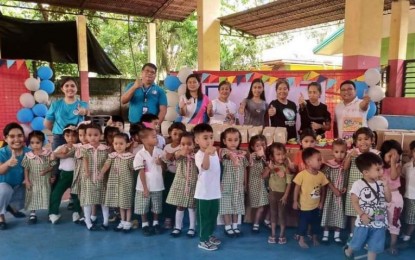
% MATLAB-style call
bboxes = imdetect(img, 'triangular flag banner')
[236,75,244,85]
[219,77,227,82]
[353,75,365,81]
[227,76,236,83]
[246,73,253,82]
[201,73,210,83]
[252,73,262,80]
[6,60,16,68]
[262,75,270,82]
[294,76,301,87]
[326,79,337,90]
[303,72,310,80]
[268,77,278,84]
[316,75,328,83]
[287,77,295,86]
[308,71,320,80]
[16,60,25,70]
[208,74,219,83]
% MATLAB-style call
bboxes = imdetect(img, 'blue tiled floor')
[0,205,414,260]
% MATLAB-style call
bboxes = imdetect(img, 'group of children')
[13,115,415,255]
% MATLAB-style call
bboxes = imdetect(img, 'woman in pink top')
[380,140,403,255]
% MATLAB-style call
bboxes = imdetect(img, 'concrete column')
[197,0,220,70]
[147,23,157,65]
[342,0,384,69]
[387,0,409,97]
[76,15,89,102]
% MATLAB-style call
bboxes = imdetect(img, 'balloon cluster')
[358,68,388,130]
[161,67,193,136]
[17,66,55,136]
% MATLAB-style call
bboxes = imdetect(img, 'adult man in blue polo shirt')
[121,63,167,124]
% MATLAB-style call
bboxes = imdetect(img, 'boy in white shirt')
[133,128,164,236]
[194,123,221,251]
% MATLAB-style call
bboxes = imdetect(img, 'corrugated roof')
[220,0,415,37]
[18,0,197,21]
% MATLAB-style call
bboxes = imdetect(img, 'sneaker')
[198,241,218,251]
[114,222,124,232]
[72,212,81,223]
[209,235,222,246]
[142,226,152,236]
[123,222,132,233]
[49,214,61,224]
[153,224,162,235]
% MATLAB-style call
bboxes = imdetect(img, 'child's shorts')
[349,226,385,254]
[134,190,163,215]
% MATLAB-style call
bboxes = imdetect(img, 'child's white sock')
[142,221,149,227]
[153,220,159,226]
[232,223,238,229]
[334,231,340,238]
[264,219,270,225]
[323,230,329,237]
[403,235,411,241]
[225,224,232,230]
[175,210,184,230]
[101,205,109,226]
[91,215,97,222]
[188,208,196,230]
[83,205,92,229]
[349,233,353,238]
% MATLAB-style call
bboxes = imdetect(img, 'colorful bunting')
[308,71,320,80]
[316,75,328,83]
[219,76,227,82]
[303,72,310,81]
[227,76,236,83]
[15,60,25,70]
[201,73,210,83]
[261,75,270,82]
[208,74,219,83]
[236,75,244,85]
[6,60,16,68]
[268,77,278,84]
[287,77,295,86]
[326,79,337,89]
[245,73,253,82]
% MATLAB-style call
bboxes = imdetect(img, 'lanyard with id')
[361,178,386,224]
[142,86,152,114]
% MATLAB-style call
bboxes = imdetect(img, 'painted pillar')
[147,23,157,65]
[197,0,220,70]
[387,0,409,97]
[342,0,383,69]
[76,15,89,102]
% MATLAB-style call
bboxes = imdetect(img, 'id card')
[143,106,148,114]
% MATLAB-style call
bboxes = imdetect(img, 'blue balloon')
[32,104,48,117]
[367,101,377,120]
[17,108,34,123]
[164,75,181,91]
[355,81,369,99]
[40,80,55,94]
[31,117,45,131]
[37,66,53,80]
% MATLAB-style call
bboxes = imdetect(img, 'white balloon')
[34,90,49,104]
[368,116,389,131]
[177,67,193,83]
[364,68,381,86]
[177,83,186,96]
[20,124,32,138]
[24,77,40,91]
[166,91,179,107]
[368,85,385,102]
[161,121,173,137]
[19,93,36,108]
[165,107,178,122]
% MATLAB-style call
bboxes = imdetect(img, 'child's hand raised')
[206,145,216,156]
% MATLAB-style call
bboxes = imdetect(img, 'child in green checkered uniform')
[167,132,198,238]
[79,124,110,231]
[219,128,248,238]
[22,131,56,224]
[247,135,269,233]
[99,133,134,232]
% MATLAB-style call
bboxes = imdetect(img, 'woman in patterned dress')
[80,124,110,231]
[247,135,269,233]
[219,128,248,237]
[167,132,198,238]
[321,139,347,244]
[22,131,56,224]
[343,127,379,237]
[99,133,134,232]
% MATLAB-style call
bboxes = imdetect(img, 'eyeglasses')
[143,69,156,75]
